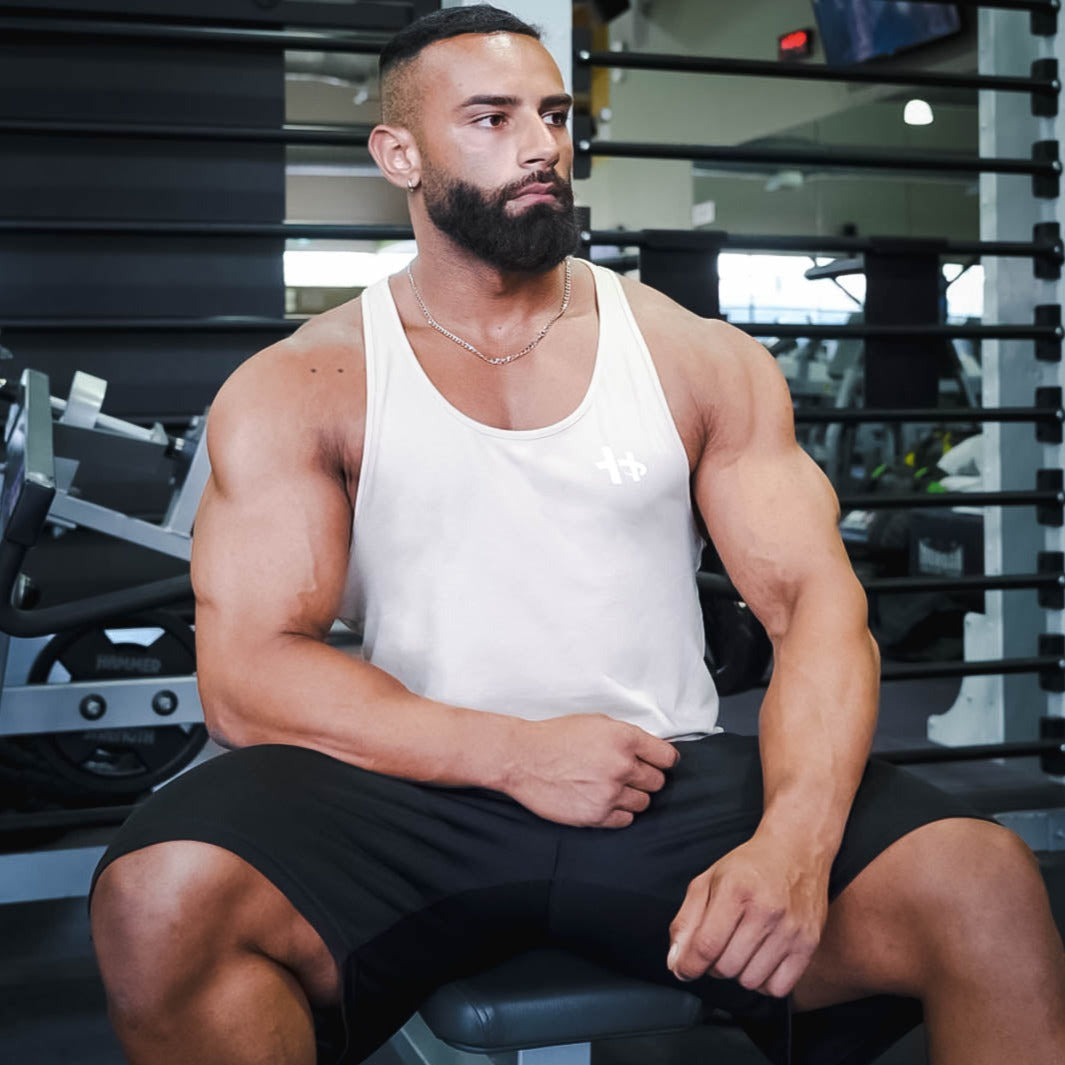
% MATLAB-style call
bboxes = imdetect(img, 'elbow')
[867,628,882,671]
[198,670,257,750]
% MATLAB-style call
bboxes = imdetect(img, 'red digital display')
[779,28,814,60]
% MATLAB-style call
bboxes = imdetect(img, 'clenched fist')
[501,713,679,828]
[667,833,829,997]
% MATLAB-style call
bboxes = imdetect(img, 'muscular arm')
[693,324,877,859]
[192,323,676,824]
[668,319,877,992]
[192,334,519,789]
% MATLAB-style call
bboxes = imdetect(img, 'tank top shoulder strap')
[359,275,402,380]
[584,260,680,435]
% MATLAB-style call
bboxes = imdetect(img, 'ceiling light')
[904,99,934,126]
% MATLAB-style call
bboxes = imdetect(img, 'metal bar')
[0,317,299,332]
[945,0,1059,12]
[4,318,1058,342]
[734,323,1060,339]
[49,493,192,561]
[0,676,202,737]
[838,490,1059,509]
[579,139,1054,179]
[881,656,1063,681]
[0,220,414,240]
[793,407,1060,425]
[576,48,1056,98]
[2,222,1049,264]
[586,228,1051,259]
[0,846,107,904]
[697,571,1061,600]
[0,0,414,33]
[877,739,1065,765]
[750,655,1064,687]
[863,573,1062,594]
[0,14,387,52]
[162,431,212,539]
[0,119,373,148]
[0,804,135,834]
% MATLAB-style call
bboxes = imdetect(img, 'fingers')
[668,876,743,982]
[631,730,680,771]
[756,951,813,999]
[732,926,817,997]
[667,874,818,993]
[594,787,651,829]
[626,760,666,794]
[615,785,653,814]
[706,907,779,983]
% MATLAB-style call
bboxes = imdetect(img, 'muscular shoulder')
[207,298,366,496]
[617,275,792,461]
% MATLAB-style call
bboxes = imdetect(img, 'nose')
[518,110,562,171]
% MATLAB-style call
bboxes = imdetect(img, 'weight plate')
[701,593,774,697]
[26,611,206,801]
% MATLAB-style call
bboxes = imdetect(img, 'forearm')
[200,633,523,790]
[755,585,879,869]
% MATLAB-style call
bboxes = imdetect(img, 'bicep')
[693,335,858,639]
[190,379,354,661]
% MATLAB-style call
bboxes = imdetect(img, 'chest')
[404,312,595,431]
[403,315,704,467]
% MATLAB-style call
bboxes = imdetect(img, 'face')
[409,33,579,273]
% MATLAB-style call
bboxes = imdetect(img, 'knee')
[905,820,1051,968]
[91,841,246,1017]
[934,819,1043,913]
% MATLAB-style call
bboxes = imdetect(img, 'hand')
[503,714,679,829]
[666,833,829,997]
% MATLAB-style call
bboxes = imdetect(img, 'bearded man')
[89,7,1065,1065]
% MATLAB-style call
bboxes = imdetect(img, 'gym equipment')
[391,948,702,1065]
[0,612,204,810]
[0,369,205,830]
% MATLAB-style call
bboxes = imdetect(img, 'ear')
[368,124,421,191]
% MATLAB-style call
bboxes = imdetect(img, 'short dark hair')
[379,5,541,125]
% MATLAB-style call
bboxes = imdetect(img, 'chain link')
[406,258,573,366]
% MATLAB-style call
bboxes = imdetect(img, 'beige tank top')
[338,260,720,740]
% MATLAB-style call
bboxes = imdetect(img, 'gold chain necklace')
[406,258,573,367]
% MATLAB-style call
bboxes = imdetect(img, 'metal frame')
[0,675,203,736]
[575,46,1058,109]
[575,136,1060,186]
[0,0,435,32]
[392,1013,590,1065]
[930,5,1065,750]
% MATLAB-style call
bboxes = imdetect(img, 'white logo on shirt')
[596,446,648,485]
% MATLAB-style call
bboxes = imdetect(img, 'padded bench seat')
[412,948,703,1056]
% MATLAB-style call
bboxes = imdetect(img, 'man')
[89,7,1065,1065]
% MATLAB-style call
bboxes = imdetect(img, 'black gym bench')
[393,948,702,1065]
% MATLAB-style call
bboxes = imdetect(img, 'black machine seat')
[418,948,704,1054]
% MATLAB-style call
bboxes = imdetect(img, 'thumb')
[667,876,710,980]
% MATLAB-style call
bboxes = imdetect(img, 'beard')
[420,163,580,274]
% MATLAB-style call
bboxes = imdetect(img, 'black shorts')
[89,733,988,1065]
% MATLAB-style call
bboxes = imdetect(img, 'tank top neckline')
[377,257,606,441]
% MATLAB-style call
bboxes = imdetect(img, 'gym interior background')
[1,1,1064,1063]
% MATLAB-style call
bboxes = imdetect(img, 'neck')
[407,223,569,328]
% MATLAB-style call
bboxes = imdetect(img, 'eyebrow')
[458,93,573,110]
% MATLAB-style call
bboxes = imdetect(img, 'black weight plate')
[27,612,207,801]
[701,594,774,697]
